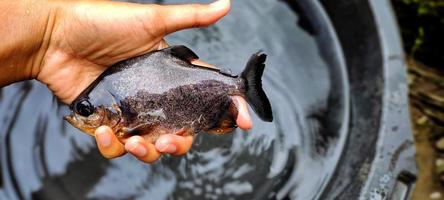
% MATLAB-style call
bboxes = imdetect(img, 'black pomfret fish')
[64,45,272,142]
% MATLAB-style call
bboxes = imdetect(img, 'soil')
[409,58,444,200]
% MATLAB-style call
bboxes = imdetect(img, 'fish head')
[64,98,122,136]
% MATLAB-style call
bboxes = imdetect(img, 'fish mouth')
[64,109,121,135]
[63,113,77,125]
[63,112,97,136]
[63,113,86,133]
[63,112,88,130]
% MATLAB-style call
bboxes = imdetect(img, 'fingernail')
[127,141,147,157]
[211,0,229,8]
[156,142,177,154]
[96,131,111,147]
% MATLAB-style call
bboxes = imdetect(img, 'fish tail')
[240,52,273,122]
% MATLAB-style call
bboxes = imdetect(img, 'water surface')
[0,0,349,199]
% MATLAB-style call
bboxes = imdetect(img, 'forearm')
[0,0,55,86]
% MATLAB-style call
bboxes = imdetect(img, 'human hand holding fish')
[0,0,272,164]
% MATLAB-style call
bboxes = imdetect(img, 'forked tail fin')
[241,52,273,122]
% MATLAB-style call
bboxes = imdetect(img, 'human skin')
[0,0,253,163]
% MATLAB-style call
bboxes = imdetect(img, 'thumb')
[155,0,231,34]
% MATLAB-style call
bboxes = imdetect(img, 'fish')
[64,45,273,143]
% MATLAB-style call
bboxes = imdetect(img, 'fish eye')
[75,100,95,117]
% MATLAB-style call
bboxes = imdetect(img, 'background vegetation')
[393,0,444,68]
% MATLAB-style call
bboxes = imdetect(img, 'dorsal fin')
[163,45,199,63]
[190,64,238,78]
[162,45,238,78]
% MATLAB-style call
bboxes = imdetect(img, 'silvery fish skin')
[64,46,272,143]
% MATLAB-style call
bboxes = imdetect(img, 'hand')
[36,0,231,104]
[25,0,251,163]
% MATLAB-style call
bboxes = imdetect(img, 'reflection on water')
[0,0,348,199]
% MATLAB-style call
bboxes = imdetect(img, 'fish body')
[65,46,272,142]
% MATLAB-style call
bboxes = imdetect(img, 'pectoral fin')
[122,123,155,136]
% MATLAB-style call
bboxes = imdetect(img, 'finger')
[155,134,194,156]
[156,0,231,34]
[125,136,161,163]
[95,126,126,159]
[231,96,253,130]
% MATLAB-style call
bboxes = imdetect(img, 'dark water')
[0,0,349,199]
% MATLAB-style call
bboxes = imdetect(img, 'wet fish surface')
[64,45,273,142]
